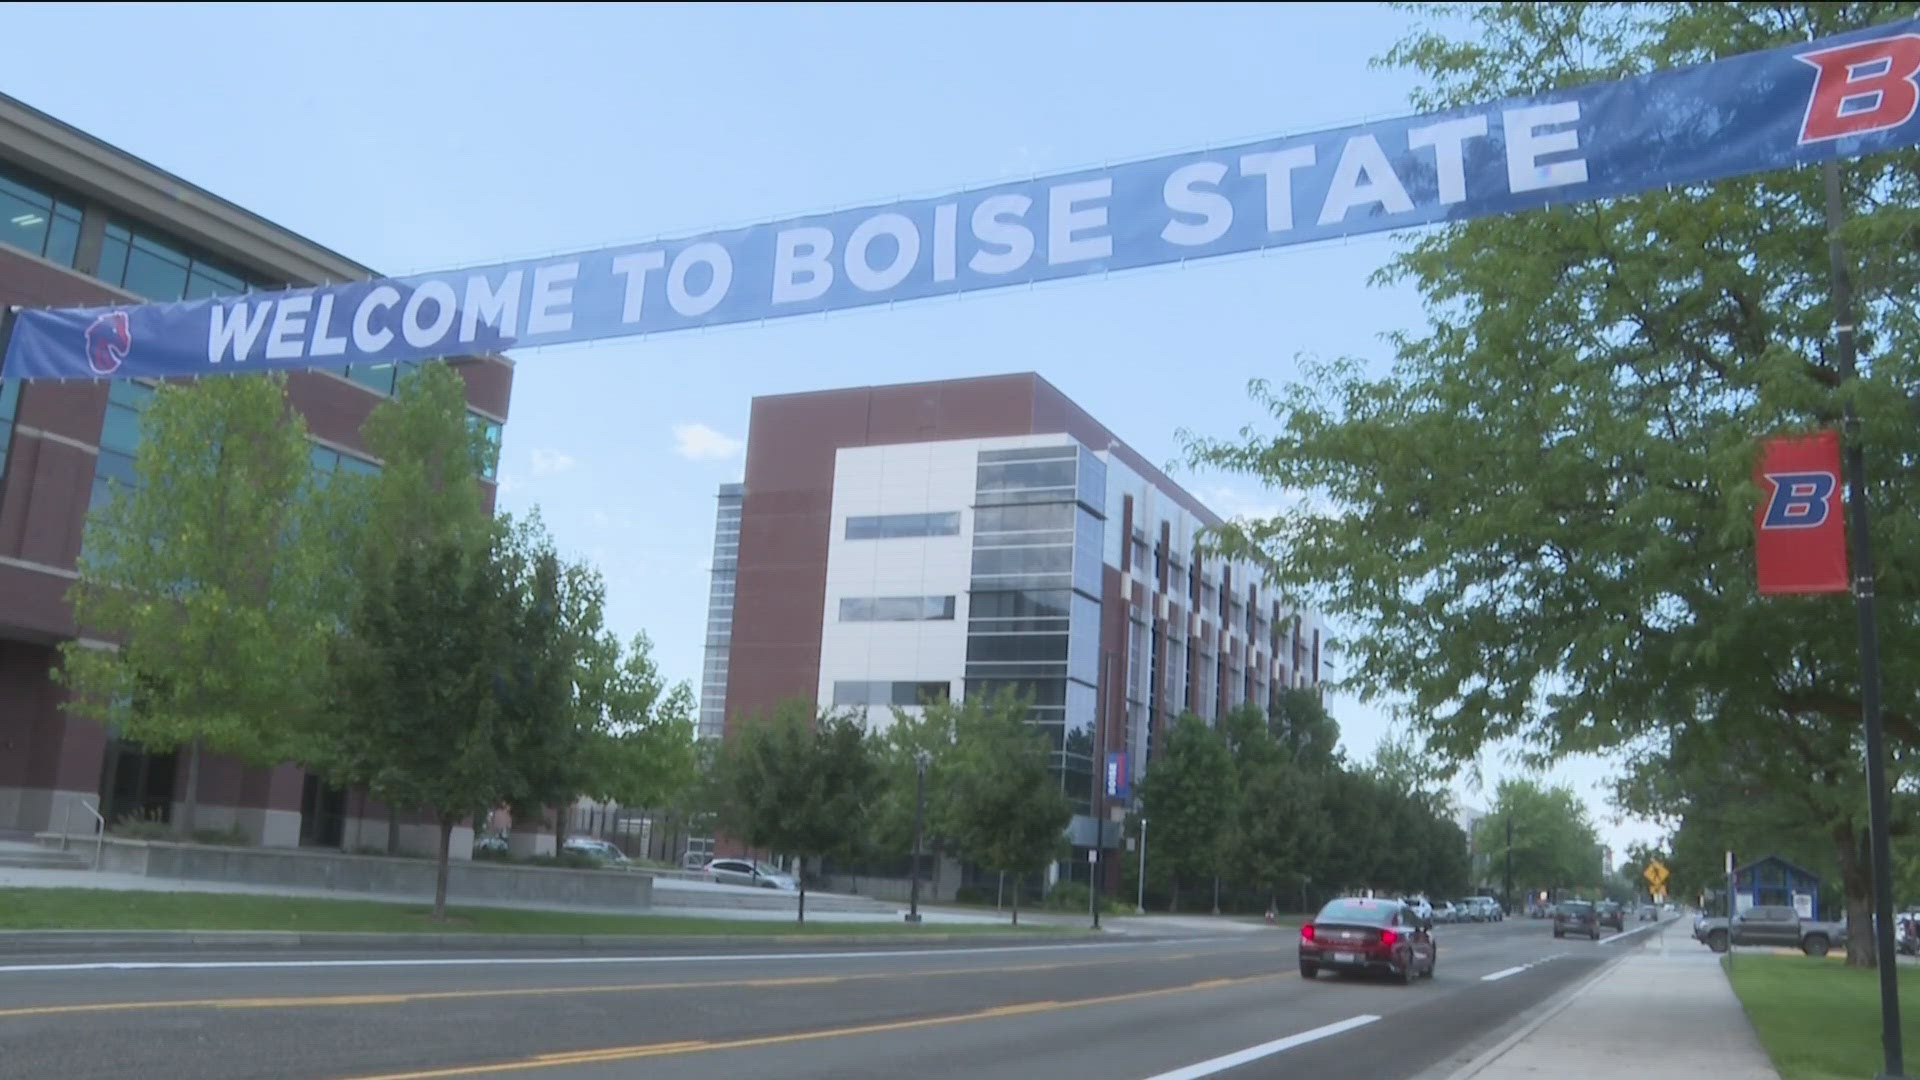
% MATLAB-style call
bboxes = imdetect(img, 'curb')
[0,927,1107,955]
[1419,923,1670,1080]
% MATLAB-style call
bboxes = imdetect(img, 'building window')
[90,380,156,512]
[467,412,503,479]
[0,378,17,492]
[845,511,960,540]
[308,443,381,486]
[831,680,951,707]
[840,596,956,622]
[0,167,81,268]
[97,222,252,302]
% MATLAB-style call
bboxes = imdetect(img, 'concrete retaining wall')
[88,838,652,909]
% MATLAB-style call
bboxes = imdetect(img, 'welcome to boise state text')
[6,18,1918,381]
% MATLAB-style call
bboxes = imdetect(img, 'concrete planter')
[84,837,652,909]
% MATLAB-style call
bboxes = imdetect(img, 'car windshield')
[1315,899,1397,925]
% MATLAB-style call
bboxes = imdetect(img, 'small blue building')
[1732,855,1823,919]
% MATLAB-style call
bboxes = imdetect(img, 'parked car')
[1432,901,1461,925]
[1401,897,1435,927]
[1298,897,1437,985]
[1463,896,1504,922]
[702,858,799,890]
[1638,904,1660,922]
[1595,900,1625,931]
[561,837,631,865]
[1555,900,1602,940]
[1692,905,1846,957]
[472,832,508,856]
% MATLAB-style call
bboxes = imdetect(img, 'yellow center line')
[0,946,1252,1020]
[333,972,1289,1080]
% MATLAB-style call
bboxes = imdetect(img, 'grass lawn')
[1725,954,1920,1080]
[0,888,1071,936]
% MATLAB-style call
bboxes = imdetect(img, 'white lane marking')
[0,938,1219,975]
[1141,1015,1381,1080]
[1596,920,1668,946]
[1479,953,1567,982]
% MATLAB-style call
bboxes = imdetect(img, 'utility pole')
[906,750,927,924]
[1136,815,1148,915]
[1503,814,1513,917]
[1091,651,1114,929]
[1823,158,1905,1080]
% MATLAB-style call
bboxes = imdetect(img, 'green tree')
[60,373,335,836]
[942,691,1074,925]
[712,699,880,922]
[1475,779,1604,901]
[310,361,496,851]
[326,525,522,918]
[581,634,698,814]
[1185,1,1920,967]
[1138,713,1237,911]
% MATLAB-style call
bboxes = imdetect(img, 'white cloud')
[672,422,744,462]
[530,448,577,476]
[494,474,522,496]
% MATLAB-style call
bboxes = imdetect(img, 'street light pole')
[1136,815,1148,915]
[1822,159,1906,1080]
[1092,650,1114,929]
[906,751,927,924]
[1504,814,1513,917]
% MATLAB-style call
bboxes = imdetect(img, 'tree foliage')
[712,699,881,922]
[1473,778,1605,901]
[326,525,524,918]
[940,691,1074,925]
[1139,713,1238,911]
[1186,1,1920,965]
[61,373,337,834]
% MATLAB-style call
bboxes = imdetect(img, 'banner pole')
[1823,158,1907,1080]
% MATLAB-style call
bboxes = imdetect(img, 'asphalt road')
[0,916,1671,1080]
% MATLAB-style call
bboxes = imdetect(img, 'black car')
[1595,901,1624,931]
[1555,900,1602,940]
[1299,897,1437,985]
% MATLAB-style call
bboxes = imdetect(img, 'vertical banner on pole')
[1754,430,1849,594]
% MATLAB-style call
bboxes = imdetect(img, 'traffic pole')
[1822,159,1906,1080]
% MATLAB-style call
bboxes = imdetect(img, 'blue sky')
[3,1,1661,861]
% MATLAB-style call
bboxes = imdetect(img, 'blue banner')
[1106,751,1130,801]
[8,17,1920,380]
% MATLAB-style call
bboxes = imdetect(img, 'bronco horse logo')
[85,311,131,375]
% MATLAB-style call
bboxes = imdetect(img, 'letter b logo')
[1798,33,1920,143]
[1761,471,1836,529]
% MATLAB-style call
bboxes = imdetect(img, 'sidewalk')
[1455,920,1778,1079]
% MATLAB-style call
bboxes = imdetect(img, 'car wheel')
[1299,961,1317,979]
[1708,930,1729,953]
[1592,929,1601,941]
[1394,960,1413,985]
[1804,936,1830,958]
[1554,929,1563,938]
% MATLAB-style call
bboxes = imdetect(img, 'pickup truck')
[1693,904,1847,956]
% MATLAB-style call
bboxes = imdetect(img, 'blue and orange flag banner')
[1755,430,1848,595]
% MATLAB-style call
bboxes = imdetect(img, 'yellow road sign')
[1643,859,1669,887]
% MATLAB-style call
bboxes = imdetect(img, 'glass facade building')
[719,374,1325,880]
[698,482,743,741]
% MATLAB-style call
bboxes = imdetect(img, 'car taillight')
[1379,928,1398,947]
[1300,924,1315,942]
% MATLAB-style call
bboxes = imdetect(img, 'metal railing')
[60,798,106,870]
